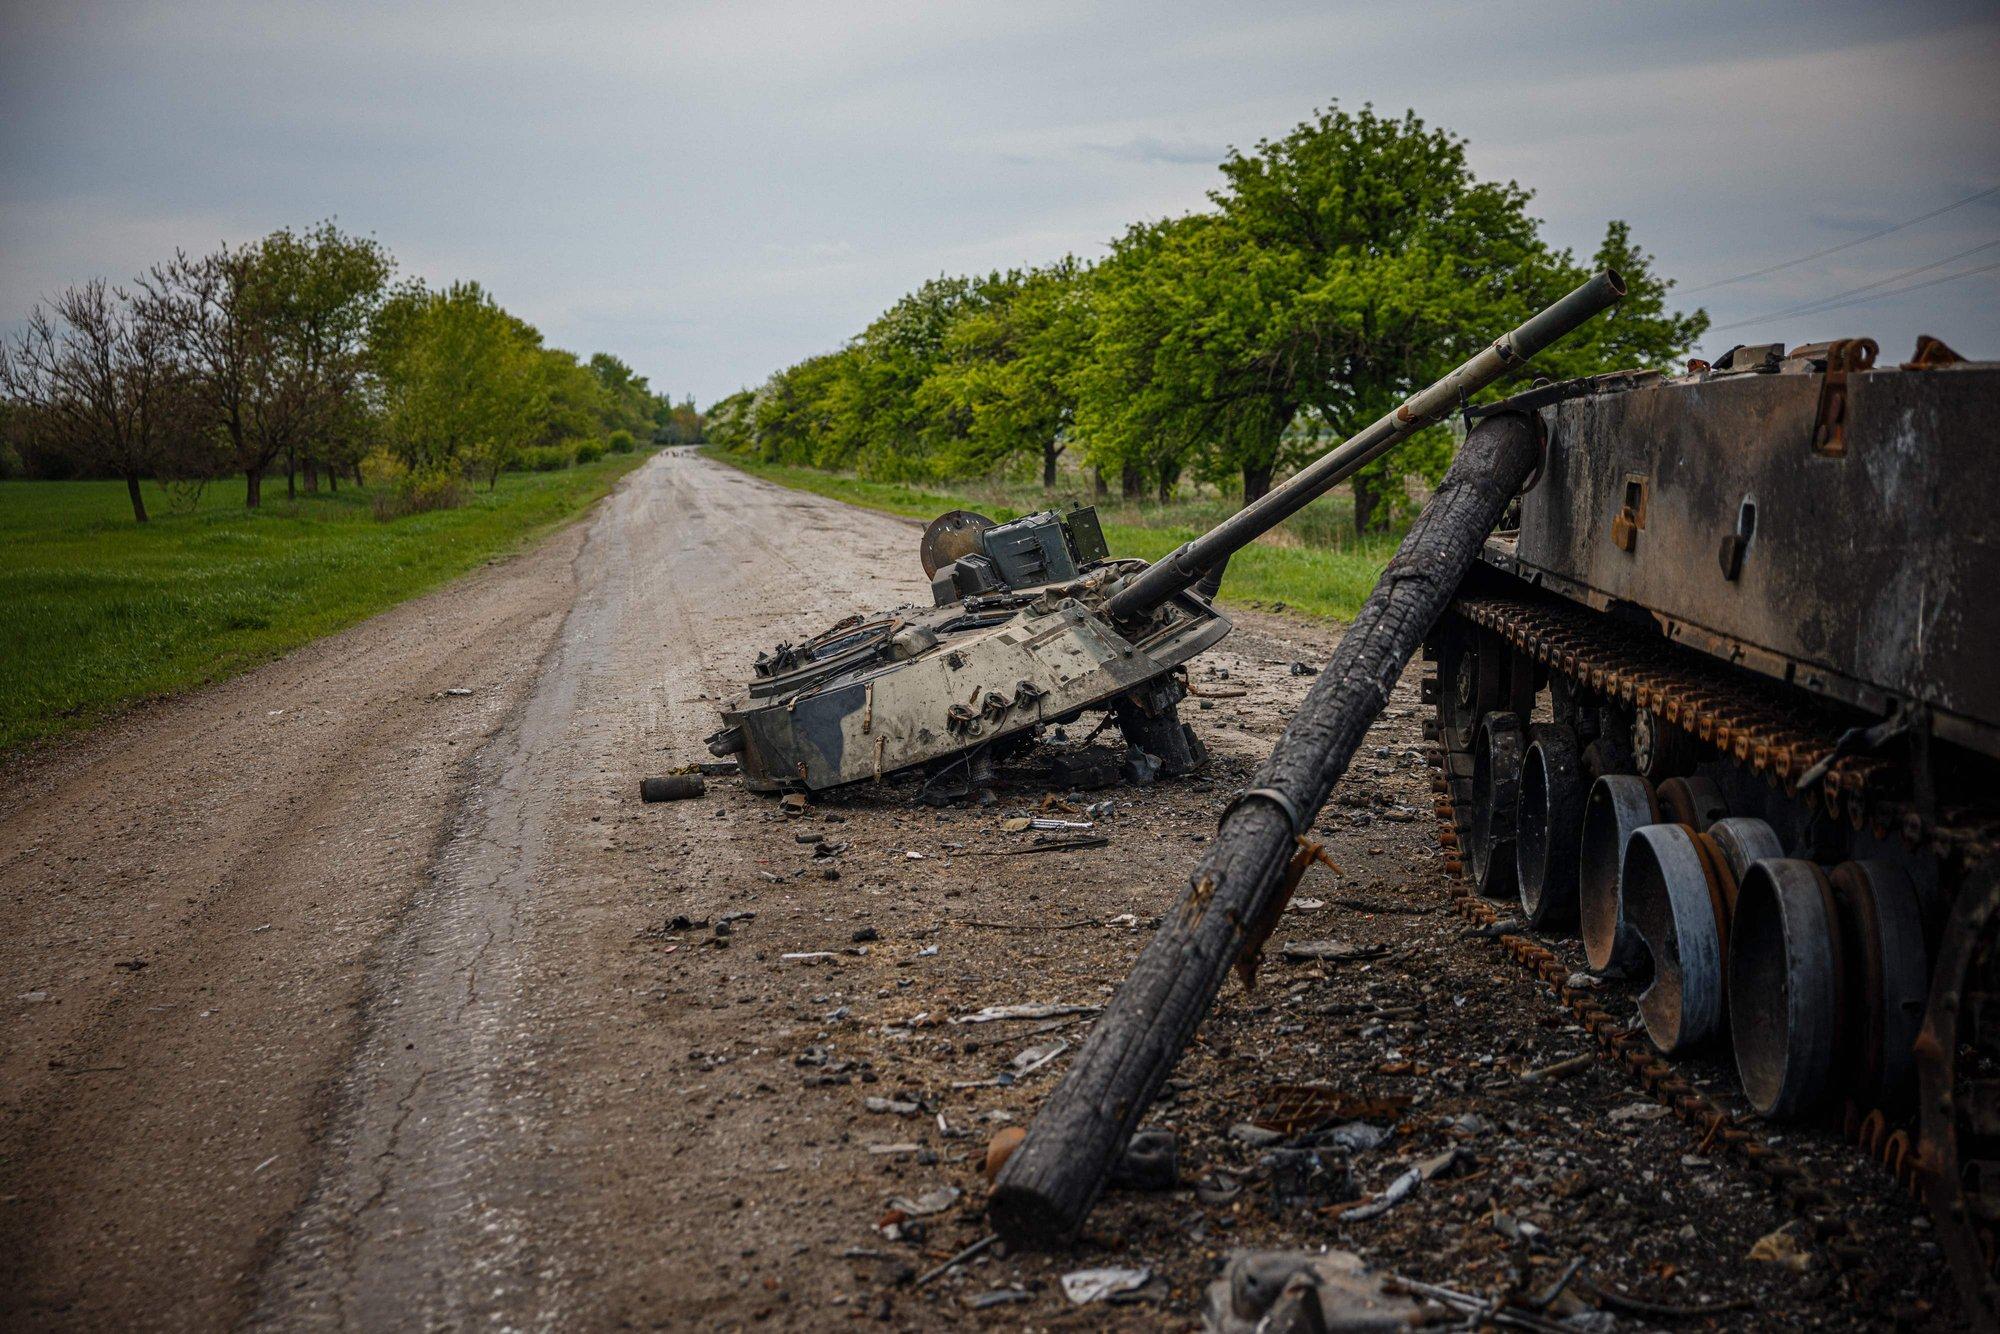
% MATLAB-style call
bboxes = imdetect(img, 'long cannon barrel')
[1104,268,1626,621]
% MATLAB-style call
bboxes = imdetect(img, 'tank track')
[1421,592,2000,1326]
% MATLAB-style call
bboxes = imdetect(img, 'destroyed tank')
[1421,335,2000,1322]
[707,273,1628,799]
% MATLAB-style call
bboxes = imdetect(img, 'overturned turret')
[707,270,1627,796]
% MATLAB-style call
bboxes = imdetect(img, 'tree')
[0,280,196,522]
[376,282,546,488]
[134,246,264,504]
[655,395,704,444]
[807,275,999,480]
[131,224,390,508]
[918,259,1091,487]
[1207,105,1704,531]
[1529,221,1710,381]
[1075,216,1228,503]
[587,352,660,437]
[746,350,850,464]
[536,347,613,447]
[240,222,393,496]
[703,390,755,450]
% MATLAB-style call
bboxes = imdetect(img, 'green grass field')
[712,452,1398,625]
[0,454,648,753]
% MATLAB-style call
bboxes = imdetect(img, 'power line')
[1709,238,2000,330]
[1679,183,2000,295]
[1710,259,2000,333]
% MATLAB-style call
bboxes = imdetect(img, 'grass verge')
[711,452,1397,624]
[1,453,649,753]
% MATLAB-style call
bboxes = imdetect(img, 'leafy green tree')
[811,275,998,479]
[376,282,547,489]
[1212,105,1703,529]
[655,395,704,444]
[535,347,613,446]
[137,223,390,506]
[918,259,1091,486]
[703,390,755,450]
[241,221,393,495]
[1077,105,1707,528]
[587,352,660,437]
[750,349,855,465]
[1080,217,1248,504]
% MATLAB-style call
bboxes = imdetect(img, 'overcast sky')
[4,1,1997,404]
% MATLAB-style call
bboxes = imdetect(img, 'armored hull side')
[1426,344,2000,1326]
[1492,359,2000,755]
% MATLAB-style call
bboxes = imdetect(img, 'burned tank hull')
[718,570,1228,793]
[1423,341,2000,1323]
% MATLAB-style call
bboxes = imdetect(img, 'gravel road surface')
[0,449,1954,1329]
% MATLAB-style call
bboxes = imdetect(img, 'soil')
[0,449,1957,1329]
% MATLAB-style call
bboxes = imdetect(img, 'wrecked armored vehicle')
[706,273,1629,800]
[1423,335,2000,1321]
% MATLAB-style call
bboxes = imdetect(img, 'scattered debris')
[1203,1249,1419,1334]
[1336,1148,1461,1222]
[439,687,474,697]
[1122,746,1161,785]
[1518,1052,1595,1084]
[1748,1225,1812,1272]
[1278,939,1388,964]
[914,1234,999,1287]
[1046,750,1121,790]
[984,1126,1026,1182]
[1109,1127,1179,1191]
[1229,1123,1285,1148]
[1251,1086,1411,1136]
[1006,1039,1069,1078]
[953,1003,1099,1025]
[1262,1147,1350,1215]
[885,1185,960,1217]
[639,773,705,803]
[1607,1101,1672,1124]
[962,836,1109,856]
[1061,1266,1151,1305]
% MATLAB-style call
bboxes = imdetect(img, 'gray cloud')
[1086,136,1231,166]
[3,0,1997,403]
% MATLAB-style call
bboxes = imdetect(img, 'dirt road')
[0,450,1954,1329]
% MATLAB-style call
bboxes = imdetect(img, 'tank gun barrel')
[1104,268,1627,621]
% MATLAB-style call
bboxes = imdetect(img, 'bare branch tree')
[0,280,194,523]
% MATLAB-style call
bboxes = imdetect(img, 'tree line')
[0,222,699,521]
[706,105,1709,532]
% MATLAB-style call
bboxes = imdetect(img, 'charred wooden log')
[988,410,1543,1244]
